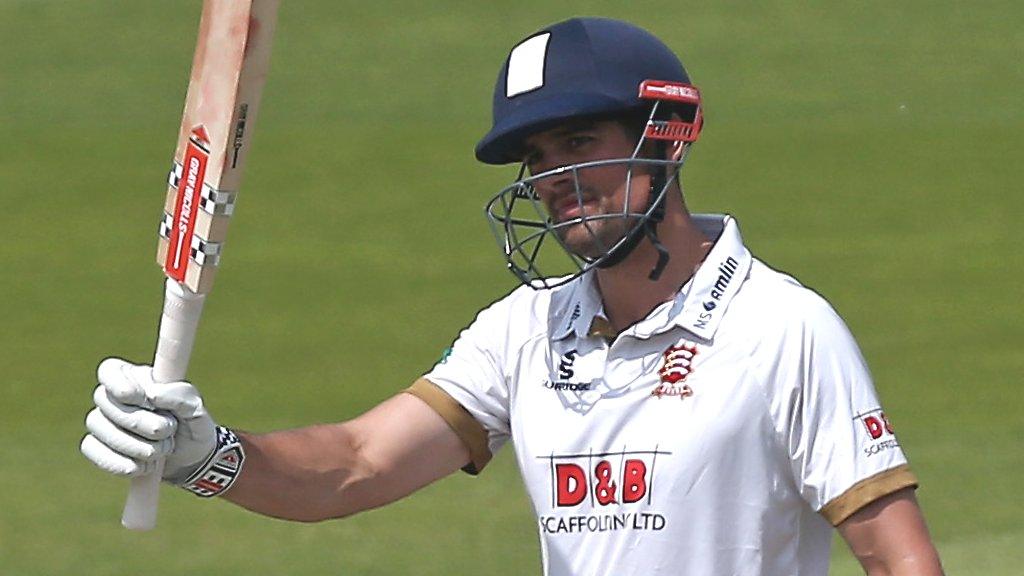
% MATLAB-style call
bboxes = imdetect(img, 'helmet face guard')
[484,80,703,289]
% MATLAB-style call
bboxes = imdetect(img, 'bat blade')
[157,0,279,294]
[123,0,279,531]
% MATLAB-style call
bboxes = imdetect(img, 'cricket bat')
[121,0,279,531]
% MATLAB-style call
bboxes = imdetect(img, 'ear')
[669,140,686,161]
[666,112,688,161]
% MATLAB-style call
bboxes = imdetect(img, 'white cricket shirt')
[409,214,917,576]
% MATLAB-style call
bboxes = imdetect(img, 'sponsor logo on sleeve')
[855,408,901,457]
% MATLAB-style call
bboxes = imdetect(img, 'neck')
[594,194,711,333]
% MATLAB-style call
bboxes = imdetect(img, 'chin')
[558,223,628,260]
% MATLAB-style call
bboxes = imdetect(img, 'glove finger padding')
[85,408,174,462]
[97,357,150,406]
[149,381,218,481]
[87,357,219,484]
[149,380,207,421]
[93,384,177,441]
[80,434,158,477]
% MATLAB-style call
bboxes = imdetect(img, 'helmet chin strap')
[643,196,671,281]
[595,149,676,281]
[594,177,670,280]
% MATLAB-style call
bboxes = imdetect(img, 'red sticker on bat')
[164,126,210,281]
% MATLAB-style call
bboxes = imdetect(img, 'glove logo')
[182,426,246,498]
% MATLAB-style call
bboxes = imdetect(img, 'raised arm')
[224,392,470,521]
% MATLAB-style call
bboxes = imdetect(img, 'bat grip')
[122,279,207,530]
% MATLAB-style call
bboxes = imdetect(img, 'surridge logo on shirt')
[652,342,698,399]
[558,349,577,379]
[543,349,593,391]
[537,447,672,535]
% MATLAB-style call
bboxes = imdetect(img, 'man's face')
[520,119,655,259]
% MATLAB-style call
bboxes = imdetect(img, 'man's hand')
[81,357,217,484]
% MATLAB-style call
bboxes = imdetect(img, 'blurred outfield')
[1,0,1021,574]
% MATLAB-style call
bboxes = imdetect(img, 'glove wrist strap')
[179,426,245,498]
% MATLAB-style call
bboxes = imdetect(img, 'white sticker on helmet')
[506,32,550,98]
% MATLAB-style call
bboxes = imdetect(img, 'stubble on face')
[549,171,651,260]
[522,119,655,261]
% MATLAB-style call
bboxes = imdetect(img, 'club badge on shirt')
[652,341,698,399]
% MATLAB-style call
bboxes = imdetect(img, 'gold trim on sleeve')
[404,378,493,475]
[820,464,919,526]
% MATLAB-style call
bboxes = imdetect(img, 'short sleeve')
[768,295,918,526]
[414,292,531,472]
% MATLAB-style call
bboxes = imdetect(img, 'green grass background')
[1,1,1021,574]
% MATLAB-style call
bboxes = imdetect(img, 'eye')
[567,135,593,149]
[520,146,542,168]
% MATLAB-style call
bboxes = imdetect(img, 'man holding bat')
[82,17,944,575]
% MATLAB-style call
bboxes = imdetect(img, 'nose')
[533,172,574,208]
[530,160,575,203]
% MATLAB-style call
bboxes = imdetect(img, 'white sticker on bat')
[506,32,550,98]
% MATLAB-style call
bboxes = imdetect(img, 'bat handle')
[122,279,206,530]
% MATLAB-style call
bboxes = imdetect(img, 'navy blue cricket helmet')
[481,17,704,289]
[476,17,692,165]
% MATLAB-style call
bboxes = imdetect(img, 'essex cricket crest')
[652,342,698,398]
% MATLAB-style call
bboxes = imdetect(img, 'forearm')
[223,423,377,522]
[839,488,944,576]
[218,393,471,523]
[853,533,944,576]
[859,556,944,576]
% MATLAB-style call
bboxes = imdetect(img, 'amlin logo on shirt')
[702,256,739,312]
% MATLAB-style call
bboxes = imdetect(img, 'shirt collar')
[631,214,752,341]
[550,272,604,341]
[549,214,752,342]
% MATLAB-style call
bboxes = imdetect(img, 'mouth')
[550,194,594,223]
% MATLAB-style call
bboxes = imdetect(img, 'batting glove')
[81,358,243,495]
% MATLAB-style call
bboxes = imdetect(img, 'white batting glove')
[81,357,218,485]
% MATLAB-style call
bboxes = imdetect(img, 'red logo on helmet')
[652,342,697,398]
[638,80,703,143]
